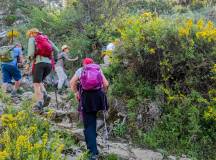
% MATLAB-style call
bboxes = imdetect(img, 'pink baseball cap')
[82,58,94,65]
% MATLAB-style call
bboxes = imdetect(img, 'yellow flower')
[27,125,37,136]
[8,122,17,129]
[16,111,27,122]
[1,114,15,127]
[42,133,48,146]
[197,19,204,30]
[0,151,9,160]
[204,106,216,121]
[149,48,155,54]
[0,130,10,145]
[142,12,152,17]
[206,20,214,30]
[101,50,112,56]
[47,109,54,119]
[179,27,189,37]
[186,19,193,28]
[7,30,20,38]
[33,143,42,150]
[56,144,64,153]
[212,64,216,73]
[127,19,133,25]
[15,135,31,158]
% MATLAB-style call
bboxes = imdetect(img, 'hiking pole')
[103,110,109,151]
[51,71,59,109]
[54,85,59,109]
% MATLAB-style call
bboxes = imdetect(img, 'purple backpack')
[80,64,103,90]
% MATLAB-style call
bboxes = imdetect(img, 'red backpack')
[34,33,53,58]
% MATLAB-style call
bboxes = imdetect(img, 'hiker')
[0,43,24,94]
[101,39,120,67]
[70,58,109,160]
[55,45,78,93]
[26,28,59,111]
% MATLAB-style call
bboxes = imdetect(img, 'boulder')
[0,102,5,115]
[22,91,34,100]
[167,155,177,160]
[132,148,163,160]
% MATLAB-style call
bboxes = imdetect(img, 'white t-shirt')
[75,67,83,78]
[103,55,110,66]
[106,43,115,51]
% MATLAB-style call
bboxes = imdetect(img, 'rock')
[49,110,78,124]
[22,91,34,100]
[108,143,130,159]
[57,122,73,129]
[0,102,5,115]
[168,155,177,160]
[50,92,63,104]
[138,102,161,132]
[132,148,163,160]
[66,155,76,160]
[71,129,85,141]
[21,76,33,90]
[97,119,104,130]
[180,156,191,160]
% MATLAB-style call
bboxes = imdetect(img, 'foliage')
[4,15,17,26]
[112,119,127,137]
[103,153,119,160]
[2,0,216,159]
[103,10,216,159]
[75,151,89,160]
[0,98,66,160]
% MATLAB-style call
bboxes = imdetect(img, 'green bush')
[104,11,216,159]
[4,15,17,26]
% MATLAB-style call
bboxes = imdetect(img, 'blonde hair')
[26,28,40,37]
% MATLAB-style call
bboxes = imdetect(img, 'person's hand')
[103,86,109,94]
[75,92,80,101]
[18,63,23,68]
[25,64,30,72]
[74,56,79,61]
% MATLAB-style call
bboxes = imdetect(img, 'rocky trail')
[0,76,192,160]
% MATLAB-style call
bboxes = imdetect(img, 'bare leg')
[14,80,20,91]
[41,83,47,95]
[33,83,43,103]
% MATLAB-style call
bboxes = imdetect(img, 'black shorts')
[33,62,52,83]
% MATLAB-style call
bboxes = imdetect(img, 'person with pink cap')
[70,58,109,160]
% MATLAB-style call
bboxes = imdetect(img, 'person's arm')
[18,48,24,64]
[27,37,35,61]
[102,73,109,92]
[70,75,80,101]
[26,38,35,70]
[50,41,60,59]
[64,54,78,62]
[19,54,24,64]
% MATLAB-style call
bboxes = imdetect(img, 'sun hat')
[26,28,40,37]
[61,45,69,51]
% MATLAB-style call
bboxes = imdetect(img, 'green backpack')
[0,45,15,62]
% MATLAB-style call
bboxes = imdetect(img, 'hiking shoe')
[32,101,44,114]
[11,90,17,97]
[57,89,63,95]
[44,94,51,107]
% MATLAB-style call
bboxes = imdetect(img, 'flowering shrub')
[0,100,65,160]
[105,11,216,159]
